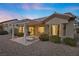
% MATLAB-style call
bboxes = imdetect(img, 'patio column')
[45,24,49,34]
[49,24,52,36]
[59,24,63,37]
[24,22,28,41]
[12,24,15,40]
[35,25,38,36]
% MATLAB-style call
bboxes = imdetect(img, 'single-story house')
[0,19,18,33]
[0,12,78,38]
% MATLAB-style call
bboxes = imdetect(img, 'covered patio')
[10,21,39,46]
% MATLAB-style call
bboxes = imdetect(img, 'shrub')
[15,32,24,37]
[14,28,24,37]
[0,31,8,35]
[39,33,49,41]
[63,37,77,47]
[50,35,61,43]
[14,28,18,34]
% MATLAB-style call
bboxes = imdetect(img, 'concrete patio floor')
[10,37,39,46]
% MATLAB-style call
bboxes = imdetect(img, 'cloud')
[22,4,31,10]
[22,3,53,10]
[65,6,79,11]
[0,10,24,22]
[69,7,79,10]
[25,14,41,19]
[0,10,42,22]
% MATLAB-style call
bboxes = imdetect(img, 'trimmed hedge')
[39,33,49,41]
[63,37,77,47]
[0,31,8,35]
[50,35,61,43]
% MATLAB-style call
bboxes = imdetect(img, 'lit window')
[19,26,24,33]
[52,25,59,36]
[38,27,45,34]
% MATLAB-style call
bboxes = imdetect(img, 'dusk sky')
[0,3,79,22]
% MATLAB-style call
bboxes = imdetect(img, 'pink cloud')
[33,4,53,10]
[22,4,31,10]
[0,10,40,22]
[22,3,53,10]
[0,10,24,22]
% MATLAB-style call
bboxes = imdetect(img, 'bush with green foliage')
[0,31,8,35]
[50,35,61,43]
[39,33,49,41]
[15,32,24,37]
[63,37,77,47]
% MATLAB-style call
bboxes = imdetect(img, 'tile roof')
[34,17,48,21]
[64,12,76,17]
[0,12,76,25]
[15,19,31,24]
[43,13,76,23]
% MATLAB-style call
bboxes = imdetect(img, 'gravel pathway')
[0,35,79,56]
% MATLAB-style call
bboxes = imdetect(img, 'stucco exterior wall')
[45,17,75,38]
[2,20,17,33]
[45,17,68,37]
[65,20,75,38]
[3,23,12,33]
[46,17,68,24]
[45,24,49,34]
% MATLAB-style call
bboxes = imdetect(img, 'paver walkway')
[0,35,79,56]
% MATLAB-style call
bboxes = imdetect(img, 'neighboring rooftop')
[0,19,18,24]
[64,12,76,17]
[0,18,32,24]
[15,19,31,24]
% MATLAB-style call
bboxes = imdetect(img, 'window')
[38,27,45,34]
[19,26,24,33]
[16,24,19,26]
[52,24,59,36]
[9,24,11,26]
[76,28,79,33]
[4,24,8,27]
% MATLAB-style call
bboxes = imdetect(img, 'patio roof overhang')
[27,20,44,26]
